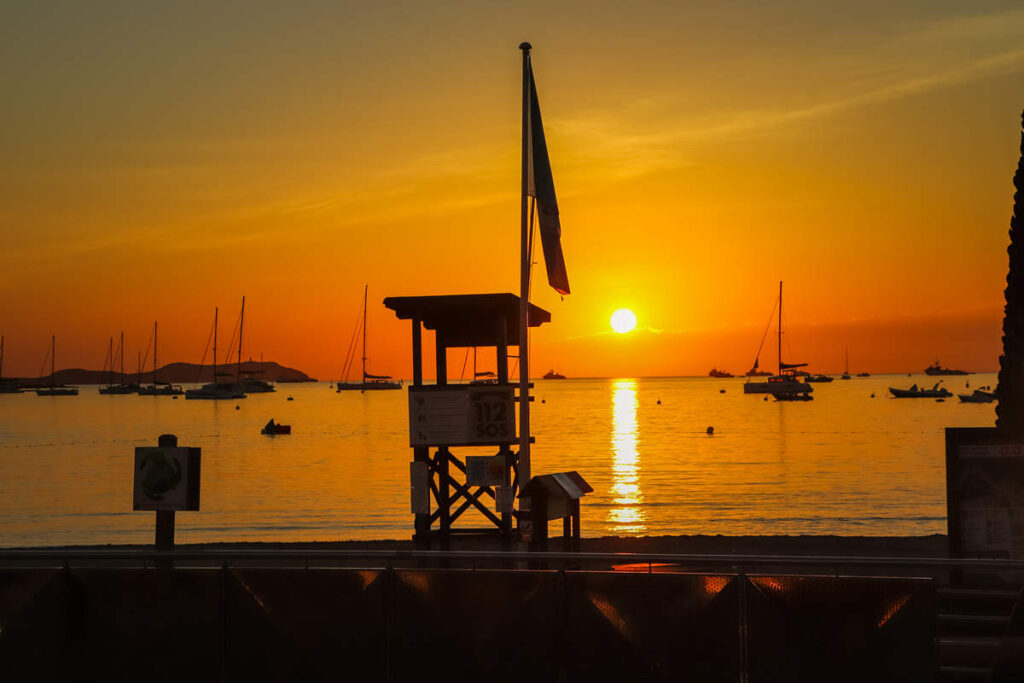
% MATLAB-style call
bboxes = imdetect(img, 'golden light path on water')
[609,379,646,534]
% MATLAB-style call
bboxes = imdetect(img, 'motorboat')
[925,361,968,376]
[889,382,952,398]
[261,419,291,435]
[958,386,996,403]
[774,392,813,401]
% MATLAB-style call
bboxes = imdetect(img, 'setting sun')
[611,309,638,334]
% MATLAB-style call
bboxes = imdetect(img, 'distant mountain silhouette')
[14,360,316,386]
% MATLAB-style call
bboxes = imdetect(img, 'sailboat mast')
[0,335,4,380]
[120,331,125,385]
[237,296,245,383]
[777,280,783,375]
[213,307,218,384]
[361,285,368,383]
[51,335,55,387]
[153,322,158,385]
[107,337,113,386]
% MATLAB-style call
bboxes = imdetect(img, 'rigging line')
[223,309,242,369]
[36,344,50,380]
[196,319,215,384]
[340,300,363,381]
[140,327,154,374]
[751,294,779,368]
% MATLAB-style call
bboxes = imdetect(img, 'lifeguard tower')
[384,293,550,547]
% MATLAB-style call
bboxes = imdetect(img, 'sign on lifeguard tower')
[409,385,516,447]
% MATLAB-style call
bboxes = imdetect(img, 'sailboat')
[0,336,23,393]
[337,286,402,392]
[743,282,813,396]
[841,348,851,380]
[36,336,78,396]
[185,304,246,400]
[138,322,184,395]
[238,350,276,394]
[99,332,139,394]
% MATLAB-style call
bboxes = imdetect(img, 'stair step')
[940,614,1011,625]
[938,664,993,679]
[939,588,1020,600]
[937,637,1002,663]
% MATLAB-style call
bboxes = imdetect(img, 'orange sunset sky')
[2,1,1024,380]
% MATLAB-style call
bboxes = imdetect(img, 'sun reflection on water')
[610,379,646,534]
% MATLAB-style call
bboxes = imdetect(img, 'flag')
[526,58,570,296]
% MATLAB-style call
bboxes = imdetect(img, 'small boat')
[708,368,733,378]
[35,336,78,396]
[841,348,851,380]
[925,361,968,376]
[743,282,812,396]
[543,369,567,380]
[958,386,996,404]
[805,374,833,383]
[774,393,813,401]
[337,286,403,392]
[138,322,184,395]
[889,382,952,398]
[856,372,871,377]
[261,419,291,435]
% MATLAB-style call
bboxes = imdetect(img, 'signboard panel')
[408,385,516,447]
[946,427,1024,558]
[466,455,506,487]
[133,446,201,511]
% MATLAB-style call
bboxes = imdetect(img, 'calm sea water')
[0,375,997,547]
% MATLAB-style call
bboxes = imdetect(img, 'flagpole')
[518,41,533,516]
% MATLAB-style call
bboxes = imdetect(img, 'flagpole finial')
[519,42,532,51]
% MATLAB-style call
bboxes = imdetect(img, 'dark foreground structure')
[3,547,1024,682]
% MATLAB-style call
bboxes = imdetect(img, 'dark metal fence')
[0,548,959,682]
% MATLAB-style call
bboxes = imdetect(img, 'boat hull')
[138,384,184,396]
[185,383,246,400]
[36,387,78,396]
[336,381,403,392]
[744,378,812,395]
[889,388,952,398]
[98,384,140,395]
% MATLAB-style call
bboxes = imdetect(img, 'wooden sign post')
[133,433,201,564]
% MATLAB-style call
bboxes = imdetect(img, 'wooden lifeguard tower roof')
[383,293,550,347]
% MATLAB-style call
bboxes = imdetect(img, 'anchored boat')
[743,282,813,397]
[337,286,402,392]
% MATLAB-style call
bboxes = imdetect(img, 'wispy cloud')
[551,7,1024,180]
